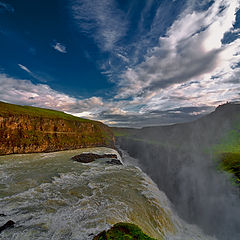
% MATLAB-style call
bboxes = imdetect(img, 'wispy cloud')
[0,1,14,13]
[52,42,67,53]
[72,0,128,51]
[17,64,48,83]
[18,64,31,74]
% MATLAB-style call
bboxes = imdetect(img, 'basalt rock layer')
[0,101,115,155]
[71,153,118,163]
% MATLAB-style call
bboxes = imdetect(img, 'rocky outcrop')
[71,153,118,163]
[106,159,122,165]
[0,101,115,155]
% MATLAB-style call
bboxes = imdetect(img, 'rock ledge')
[71,153,119,163]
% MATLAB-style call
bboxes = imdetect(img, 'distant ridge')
[113,102,240,145]
[113,101,240,185]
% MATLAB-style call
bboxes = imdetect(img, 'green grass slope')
[0,101,92,122]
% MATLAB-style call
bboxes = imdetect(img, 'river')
[0,148,215,240]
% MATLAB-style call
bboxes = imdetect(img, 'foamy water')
[0,148,216,240]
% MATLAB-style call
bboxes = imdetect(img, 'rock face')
[71,153,118,163]
[0,101,115,155]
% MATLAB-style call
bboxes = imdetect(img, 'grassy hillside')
[0,101,92,122]
[0,101,115,155]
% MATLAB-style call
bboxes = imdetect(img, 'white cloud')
[72,0,128,51]
[52,42,67,53]
[0,74,76,110]
[116,0,240,111]
[18,64,31,74]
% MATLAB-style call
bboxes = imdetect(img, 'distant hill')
[113,102,240,184]
[113,102,240,150]
[0,101,115,155]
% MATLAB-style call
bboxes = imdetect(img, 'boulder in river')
[0,220,15,233]
[71,153,118,163]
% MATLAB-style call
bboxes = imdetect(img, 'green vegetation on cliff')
[0,101,92,122]
[93,223,156,240]
[0,101,115,155]
[219,153,240,184]
[212,123,240,185]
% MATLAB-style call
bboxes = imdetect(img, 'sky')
[0,0,240,127]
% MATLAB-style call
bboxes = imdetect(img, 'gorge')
[0,101,240,239]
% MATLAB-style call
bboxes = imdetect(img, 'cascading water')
[117,137,240,240]
[0,148,215,240]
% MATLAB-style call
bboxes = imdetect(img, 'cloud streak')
[52,42,67,53]
[18,64,31,74]
[72,0,128,51]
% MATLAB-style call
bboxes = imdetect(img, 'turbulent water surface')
[0,148,215,240]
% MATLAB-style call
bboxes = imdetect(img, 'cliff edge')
[0,101,115,155]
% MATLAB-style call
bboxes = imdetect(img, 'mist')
[116,103,240,240]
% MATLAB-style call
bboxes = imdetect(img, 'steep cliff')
[0,101,115,155]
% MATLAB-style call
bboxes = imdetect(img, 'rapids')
[0,148,215,240]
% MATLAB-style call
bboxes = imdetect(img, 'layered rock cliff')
[0,101,115,155]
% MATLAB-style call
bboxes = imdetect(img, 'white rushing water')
[0,148,216,240]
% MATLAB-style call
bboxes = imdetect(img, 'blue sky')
[0,0,240,127]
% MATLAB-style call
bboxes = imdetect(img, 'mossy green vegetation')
[93,223,156,240]
[210,122,240,185]
[213,127,240,154]
[218,152,240,185]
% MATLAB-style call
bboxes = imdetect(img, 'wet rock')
[71,153,118,163]
[106,159,122,165]
[94,230,107,239]
[0,220,15,233]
